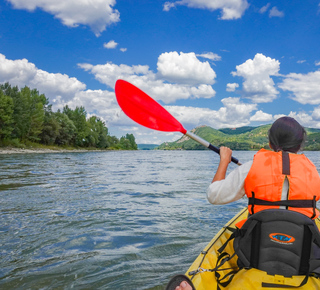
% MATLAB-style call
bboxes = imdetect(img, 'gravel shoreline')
[0,148,101,154]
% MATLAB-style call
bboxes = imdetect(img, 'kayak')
[184,208,320,289]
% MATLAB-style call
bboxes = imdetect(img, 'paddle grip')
[208,144,241,165]
[185,131,241,166]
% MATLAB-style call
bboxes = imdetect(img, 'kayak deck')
[185,208,320,289]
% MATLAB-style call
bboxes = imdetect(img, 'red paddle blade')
[115,80,187,134]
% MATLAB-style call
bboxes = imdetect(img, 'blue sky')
[1,0,320,144]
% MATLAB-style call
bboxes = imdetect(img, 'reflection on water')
[0,150,319,289]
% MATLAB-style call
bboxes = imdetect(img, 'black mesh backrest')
[233,209,320,277]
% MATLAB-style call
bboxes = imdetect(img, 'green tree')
[86,116,100,147]
[0,82,138,150]
[86,116,110,148]
[119,136,131,149]
[97,125,109,148]
[125,133,138,150]
[107,135,120,148]
[63,105,88,146]
[1,83,27,140]
[55,111,76,146]
[118,134,138,150]
[0,90,14,140]
[21,86,46,142]
[40,105,60,145]
[0,84,46,142]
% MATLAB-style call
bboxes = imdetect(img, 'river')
[1,150,319,289]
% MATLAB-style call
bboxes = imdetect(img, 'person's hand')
[219,146,232,165]
[212,146,232,182]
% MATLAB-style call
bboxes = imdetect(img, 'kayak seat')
[233,209,320,277]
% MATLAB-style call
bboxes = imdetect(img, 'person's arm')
[207,149,252,205]
[212,146,232,182]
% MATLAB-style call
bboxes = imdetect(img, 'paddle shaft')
[185,131,242,166]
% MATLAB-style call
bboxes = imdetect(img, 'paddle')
[115,79,241,165]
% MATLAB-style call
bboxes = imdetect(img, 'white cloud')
[220,97,257,123]
[259,3,270,14]
[54,88,122,122]
[163,2,176,11]
[267,111,320,130]
[78,51,217,103]
[63,90,115,114]
[104,40,118,49]
[0,53,86,101]
[196,52,221,61]
[0,53,124,131]
[312,107,320,121]
[266,109,320,131]
[163,0,249,20]
[157,52,216,85]
[164,98,256,129]
[278,71,320,105]
[120,48,127,52]
[250,110,273,122]
[269,6,284,18]
[315,61,320,66]
[232,53,280,103]
[288,111,317,128]
[0,53,260,144]
[78,62,151,89]
[297,60,306,64]
[226,83,239,92]
[7,0,120,36]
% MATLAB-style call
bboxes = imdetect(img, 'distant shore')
[0,147,104,155]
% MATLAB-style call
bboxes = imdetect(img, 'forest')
[0,83,137,150]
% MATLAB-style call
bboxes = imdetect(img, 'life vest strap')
[248,197,316,209]
[282,151,290,175]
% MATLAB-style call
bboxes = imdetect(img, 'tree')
[119,134,138,150]
[97,125,109,148]
[86,116,110,148]
[1,83,27,140]
[120,136,131,149]
[21,87,46,142]
[86,116,100,147]
[125,133,138,150]
[0,84,46,142]
[0,82,138,150]
[55,111,76,146]
[0,90,14,140]
[40,105,60,145]
[63,105,88,146]
[107,135,120,148]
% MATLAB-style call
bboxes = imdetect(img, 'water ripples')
[1,150,318,289]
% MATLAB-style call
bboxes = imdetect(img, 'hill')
[157,125,320,151]
[219,126,256,135]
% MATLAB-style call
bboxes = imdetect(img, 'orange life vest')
[244,149,320,219]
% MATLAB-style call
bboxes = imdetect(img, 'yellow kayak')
[185,208,320,289]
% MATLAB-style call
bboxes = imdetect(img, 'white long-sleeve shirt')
[206,160,289,206]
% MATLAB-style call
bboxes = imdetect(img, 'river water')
[1,150,320,289]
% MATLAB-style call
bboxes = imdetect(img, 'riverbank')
[0,147,104,154]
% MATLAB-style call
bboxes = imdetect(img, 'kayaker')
[207,116,320,220]
[169,116,320,290]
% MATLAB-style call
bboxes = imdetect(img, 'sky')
[0,0,320,144]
